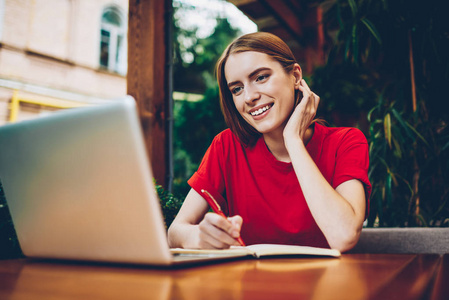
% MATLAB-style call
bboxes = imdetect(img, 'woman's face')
[224,51,301,136]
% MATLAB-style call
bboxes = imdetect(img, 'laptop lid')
[0,96,178,265]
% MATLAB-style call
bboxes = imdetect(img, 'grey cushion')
[349,228,449,254]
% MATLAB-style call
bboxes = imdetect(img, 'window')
[99,6,127,75]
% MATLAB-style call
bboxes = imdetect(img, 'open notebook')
[0,96,339,266]
[172,244,340,258]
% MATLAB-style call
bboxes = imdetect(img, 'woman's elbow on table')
[327,226,362,253]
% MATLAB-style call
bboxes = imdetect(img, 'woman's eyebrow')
[227,67,271,88]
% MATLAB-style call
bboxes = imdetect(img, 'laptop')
[0,96,245,266]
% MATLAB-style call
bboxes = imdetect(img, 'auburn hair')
[216,32,299,146]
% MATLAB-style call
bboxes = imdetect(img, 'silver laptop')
[0,96,244,266]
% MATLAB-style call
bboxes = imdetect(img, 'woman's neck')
[263,126,314,163]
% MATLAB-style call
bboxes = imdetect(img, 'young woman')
[168,32,371,252]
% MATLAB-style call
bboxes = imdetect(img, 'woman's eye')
[256,74,269,82]
[232,86,243,94]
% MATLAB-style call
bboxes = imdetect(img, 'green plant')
[367,94,418,226]
[316,0,449,227]
[171,4,245,197]
[367,92,449,227]
[155,181,185,228]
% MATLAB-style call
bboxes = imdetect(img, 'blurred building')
[0,0,129,125]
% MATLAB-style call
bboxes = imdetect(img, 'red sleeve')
[333,128,372,201]
[187,131,228,209]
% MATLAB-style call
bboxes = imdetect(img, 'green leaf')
[391,108,415,140]
[392,136,402,158]
[344,34,351,61]
[336,0,344,29]
[390,108,429,146]
[405,122,430,147]
[377,156,390,172]
[348,0,358,17]
[384,113,392,148]
[385,172,392,206]
[390,170,399,187]
[360,17,382,44]
[367,105,377,122]
[416,214,428,227]
[434,196,449,216]
[442,140,449,151]
[352,24,359,64]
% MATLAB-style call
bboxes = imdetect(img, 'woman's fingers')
[313,92,320,105]
[297,80,319,114]
[284,79,321,142]
[198,213,242,249]
[301,79,312,93]
[228,215,243,238]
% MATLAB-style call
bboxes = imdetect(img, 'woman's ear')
[292,63,302,89]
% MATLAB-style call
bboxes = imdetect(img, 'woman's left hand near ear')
[283,79,320,145]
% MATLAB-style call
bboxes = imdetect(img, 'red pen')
[200,189,246,246]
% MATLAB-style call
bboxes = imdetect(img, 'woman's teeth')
[250,104,272,116]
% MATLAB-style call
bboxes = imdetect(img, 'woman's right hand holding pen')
[167,188,244,249]
[197,213,243,249]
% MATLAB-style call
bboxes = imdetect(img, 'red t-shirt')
[188,123,371,248]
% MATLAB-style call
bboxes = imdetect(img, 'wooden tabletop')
[0,253,447,300]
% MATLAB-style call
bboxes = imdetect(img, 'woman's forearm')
[167,189,208,249]
[286,138,366,252]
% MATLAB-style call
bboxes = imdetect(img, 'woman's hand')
[168,189,244,250]
[283,79,320,145]
[197,214,243,249]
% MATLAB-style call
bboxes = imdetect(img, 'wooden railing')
[8,90,88,123]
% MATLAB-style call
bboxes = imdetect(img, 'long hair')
[216,32,299,146]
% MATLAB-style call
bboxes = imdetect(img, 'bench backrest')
[349,228,449,254]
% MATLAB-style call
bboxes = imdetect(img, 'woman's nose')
[244,85,260,104]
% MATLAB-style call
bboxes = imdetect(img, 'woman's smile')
[249,103,274,118]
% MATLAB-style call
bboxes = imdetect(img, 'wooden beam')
[259,0,304,46]
[127,0,171,188]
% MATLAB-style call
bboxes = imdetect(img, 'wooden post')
[127,0,172,188]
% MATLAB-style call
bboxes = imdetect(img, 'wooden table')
[0,254,447,300]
